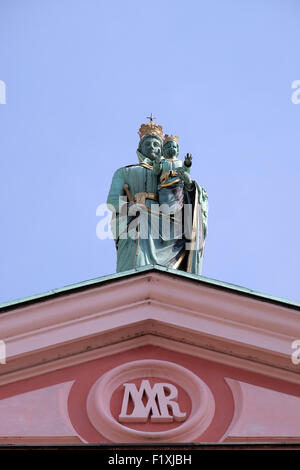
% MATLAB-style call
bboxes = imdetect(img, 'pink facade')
[0,267,300,444]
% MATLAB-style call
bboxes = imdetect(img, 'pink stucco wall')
[0,344,300,443]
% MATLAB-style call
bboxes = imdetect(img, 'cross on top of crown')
[146,112,156,123]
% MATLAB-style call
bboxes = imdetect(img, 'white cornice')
[0,271,299,385]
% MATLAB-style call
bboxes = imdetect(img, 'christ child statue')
[153,135,193,213]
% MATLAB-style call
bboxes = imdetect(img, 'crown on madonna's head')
[138,121,163,141]
[163,134,179,146]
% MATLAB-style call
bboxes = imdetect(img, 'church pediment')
[0,267,299,385]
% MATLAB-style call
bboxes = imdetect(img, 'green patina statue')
[106,115,208,274]
[153,135,192,214]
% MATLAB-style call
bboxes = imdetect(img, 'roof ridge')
[1,264,299,312]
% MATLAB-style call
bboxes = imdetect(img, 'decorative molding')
[224,436,300,443]
[223,378,300,439]
[222,378,244,442]
[0,437,82,444]
[0,272,300,385]
[1,335,300,388]
[87,360,215,443]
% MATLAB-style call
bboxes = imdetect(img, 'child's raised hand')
[184,153,192,167]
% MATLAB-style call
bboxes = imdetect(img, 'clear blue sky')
[0,0,299,303]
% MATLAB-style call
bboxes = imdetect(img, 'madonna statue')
[106,116,208,274]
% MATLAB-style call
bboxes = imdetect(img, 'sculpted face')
[140,135,162,161]
[163,140,179,159]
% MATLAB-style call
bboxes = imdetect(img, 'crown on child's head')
[163,134,179,146]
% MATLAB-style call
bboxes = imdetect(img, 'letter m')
[118,380,186,423]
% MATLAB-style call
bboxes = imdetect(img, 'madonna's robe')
[106,153,208,274]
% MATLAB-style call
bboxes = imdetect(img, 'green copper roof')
[1,264,300,312]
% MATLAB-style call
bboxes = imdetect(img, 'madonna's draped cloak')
[106,155,208,274]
